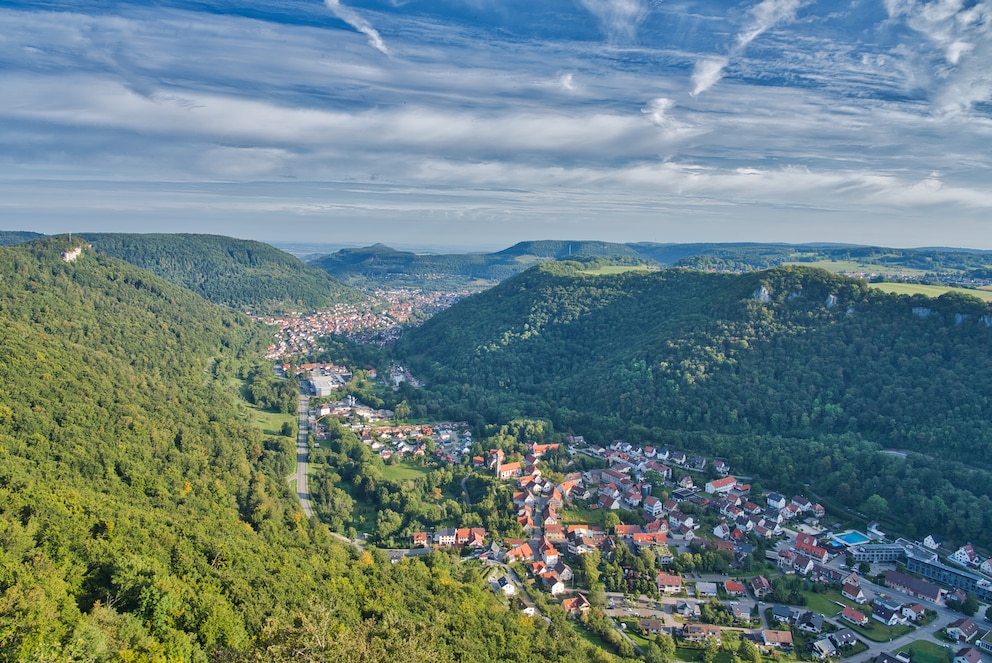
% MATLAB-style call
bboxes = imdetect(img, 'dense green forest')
[0,239,622,662]
[395,261,992,548]
[0,232,43,246]
[310,240,992,291]
[80,233,364,312]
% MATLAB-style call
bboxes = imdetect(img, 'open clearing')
[869,282,992,302]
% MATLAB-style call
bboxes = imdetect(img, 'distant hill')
[81,232,364,311]
[309,240,646,288]
[396,261,992,548]
[312,240,992,290]
[0,230,44,245]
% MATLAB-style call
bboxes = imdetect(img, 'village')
[291,358,992,663]
[320,406,992,662]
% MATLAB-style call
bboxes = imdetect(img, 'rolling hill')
[308,240,645,289]
[311,240,992,292]
[80,232,364,312]
[395,261,992,548]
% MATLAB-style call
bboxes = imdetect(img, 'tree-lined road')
[295,394,313,518]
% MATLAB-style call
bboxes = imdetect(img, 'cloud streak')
[577,0,649,42]
[324,0,390,55]
[691,0,802,96]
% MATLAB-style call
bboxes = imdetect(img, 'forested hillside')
[0,239,619,662]
[81,233,363,312]
[0,231,43,246]
[396,262,992,548]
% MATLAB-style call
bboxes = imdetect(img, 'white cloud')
[577,0,649,41]
[324,0,390,55]
[690,0,802,96]
[690,56,729,97]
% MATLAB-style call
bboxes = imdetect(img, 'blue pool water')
[834,530,871,546]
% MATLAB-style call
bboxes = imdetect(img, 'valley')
[1,232,991,663]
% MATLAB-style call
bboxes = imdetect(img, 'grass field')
[250,408,296,437]
[786,260,937,277]
[847,620,914,643]
[800,590,857,617]
[868,282,992,302]
[896,640,952,663]
[560,506,605,526]
[580,265,656,276]
[381,461,432,482]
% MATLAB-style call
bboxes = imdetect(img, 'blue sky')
[1,0,991,249]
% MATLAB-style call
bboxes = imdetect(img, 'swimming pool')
[833,530,871,546]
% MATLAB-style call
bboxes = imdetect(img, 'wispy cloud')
[691,0,802,96]
[324,0,390,55]
[577,0,649,42]
[0,2,990,247]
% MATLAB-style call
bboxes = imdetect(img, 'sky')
[1,0,991,250]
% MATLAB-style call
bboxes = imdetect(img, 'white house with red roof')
[705,476,737,494]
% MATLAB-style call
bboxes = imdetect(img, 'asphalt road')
[294,393,313,518]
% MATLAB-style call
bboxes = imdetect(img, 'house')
[830,628,858,649]
[540,571,566,596]
[811,638,837,660]
[885,570,944,603]
[435,528,457,547]
[713,459,731,475]
[947,618,979,643]
[684,624,721,643]
[640,619,666,635]
[923,534,943,551]
[980,559,992,576]
[796,611,825,634]
[412,531,429,547]
[795,533,830,563]
[750,576,773,599]
[771,605,794,624]
[762,631,794,650]
[696,582,719,598]
[614,524,643,539]
[497,462,523,479]
[676,601,700,619]
[725,580,745,597]
[597,494,621,510]
[955,648,982,663]
[872,604,903,626]
[705,476,737,495]
[729,603,751,623]
[505,542,534,564]
[951,545,980,567]
[841,606,869,627]
[902,603,926,622]
[643,495,665,518]
[766,493,787,510]
[842,581,867,604]
[561,593,591,618]
[977,632,992,655]
[677,475,694,489]
[657,572,684,594]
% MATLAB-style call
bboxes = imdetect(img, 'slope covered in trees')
[81,233,363,312]
[396,261,992,547]
[0,231,43,246]
[0,239,619,662]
